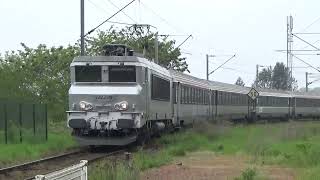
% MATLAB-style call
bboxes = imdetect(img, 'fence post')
[33,104,36,136]
[19,104,22,143]
[45,104,48,141]
[4,104,7,144]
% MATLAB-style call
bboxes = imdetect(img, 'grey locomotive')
[67,44,320,146]
[67,45,176,146]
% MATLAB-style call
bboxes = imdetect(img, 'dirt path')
[141,151,295,180]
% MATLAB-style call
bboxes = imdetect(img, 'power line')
[87,0,111,16]
[208,54,236,75]
[299,16,320,33]
[105,0,137,23]
[292,54,320,72]
[139,1,183,33]
[106,21,136,26]
[220,67,255,75]
[159,34,192,37]
[176,35,192,48]
[84,0,137,37]
[292,33,320,50]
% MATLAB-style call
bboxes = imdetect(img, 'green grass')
[89,160,140,180]
[144,121,320,179]
[0,121,76,166]
[89,121,320,179]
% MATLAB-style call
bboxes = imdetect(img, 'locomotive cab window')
[109,66,136,82]
[151,75,170,101]
[75,66,102,82]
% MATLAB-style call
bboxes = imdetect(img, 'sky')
[1,0,320,89]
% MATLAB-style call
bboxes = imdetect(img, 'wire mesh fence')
[0,99,47,144]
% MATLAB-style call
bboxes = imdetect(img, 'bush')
[234,167,258,180]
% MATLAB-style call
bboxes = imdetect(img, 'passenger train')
[66,44,320,146]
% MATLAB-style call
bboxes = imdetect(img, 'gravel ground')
[141,151,295,180]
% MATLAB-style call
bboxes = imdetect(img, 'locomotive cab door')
[144,67,150,121]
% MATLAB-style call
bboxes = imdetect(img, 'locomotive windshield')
[74,65,136,82]
[75,66,102,82]
[109,66,136,82]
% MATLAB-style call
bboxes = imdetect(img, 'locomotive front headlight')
[79,101,93,111]
[114,101,128,111]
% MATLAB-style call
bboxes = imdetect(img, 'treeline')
[0,27,188,121]
[255,62,297,91]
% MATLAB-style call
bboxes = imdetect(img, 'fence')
[0,99,47,144]
[35,160,88,180]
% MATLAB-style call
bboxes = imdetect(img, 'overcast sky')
[1,0,320,89]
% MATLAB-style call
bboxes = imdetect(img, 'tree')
[256,66,273,89]
[235,77,245,86]
[0,26,189,121]
[86,26,189,72]
[272,62,297,91]
[255,62,298,91]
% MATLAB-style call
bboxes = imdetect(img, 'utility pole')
[80,0,85,56]
[287,15,293,91]
[306,72,309,92]
[206,54,209,80]
[155,32,159,64]
[256,64,259,87]
[206,53,215,80]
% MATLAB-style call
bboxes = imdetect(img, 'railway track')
[0,148,125,180]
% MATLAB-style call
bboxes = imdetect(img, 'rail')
[0,148,125,180]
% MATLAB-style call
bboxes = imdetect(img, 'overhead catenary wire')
[299,16,320,33]
[139,1,183,33]
[208,54,236,75]
[292,54,320,72]
[84,0,137,38]
[292,33,320,50]
[104,0,137,23]
[87,0,111,16]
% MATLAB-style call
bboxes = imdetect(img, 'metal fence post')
[45,104,48,141]
[33,104,36,136]
[19,103,22,143]
[4,103,7,144]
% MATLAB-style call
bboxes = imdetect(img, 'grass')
[89,121,320,179]
[0,121,76,166]
[89,160,140,180]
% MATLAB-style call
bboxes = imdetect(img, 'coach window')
[193,88,196,104]
[75,65,102,82]
[193,88,197,104]
[180,86,184,104]
[151,75,170,101]
[189,87,192,104]
[172,83,177,104]
[109,66,136,82]
[201,90,204,104]
[191,88,194,104]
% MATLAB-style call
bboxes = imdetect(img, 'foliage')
[0,44,79,121]
[255,62,297,91]
[235,77,245,86]
[234,167,258,180]
[135,121,320,179]
[89,161,139,180]
[0,26,188,121]
[255,66,272,89]
[87,26,189,72]
[0,132,75,166]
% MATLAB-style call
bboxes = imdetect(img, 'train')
[66,44,320,146]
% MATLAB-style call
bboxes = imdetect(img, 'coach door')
[210,90,215,121]
[144,67,150,120]
[172,82,179,125]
